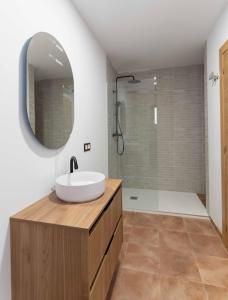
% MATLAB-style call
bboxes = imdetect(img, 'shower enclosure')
[109,66,208,216]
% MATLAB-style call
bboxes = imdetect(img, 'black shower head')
[128,79,141,84]
[116,75,141,85]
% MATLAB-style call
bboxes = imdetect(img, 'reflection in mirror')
[27,32,74,149]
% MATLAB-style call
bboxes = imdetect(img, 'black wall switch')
[84,143,91,152]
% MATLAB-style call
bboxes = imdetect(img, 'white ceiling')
[72,0,228,73]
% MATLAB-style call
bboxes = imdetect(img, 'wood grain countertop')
[11,179,122,230]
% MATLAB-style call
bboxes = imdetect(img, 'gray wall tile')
[110,65,206,193]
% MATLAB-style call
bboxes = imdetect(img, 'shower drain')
[130,196,138,200]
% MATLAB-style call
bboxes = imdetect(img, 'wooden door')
[220,41,228,248]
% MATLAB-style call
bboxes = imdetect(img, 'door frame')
[220,40,228,247]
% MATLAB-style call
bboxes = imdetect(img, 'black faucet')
[70,156,78,173]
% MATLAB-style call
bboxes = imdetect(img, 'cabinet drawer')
[90,217,123,300]
[88,187,122,286]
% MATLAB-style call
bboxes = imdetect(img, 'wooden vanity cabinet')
[10,179,122,300]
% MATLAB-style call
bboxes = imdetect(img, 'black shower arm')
[115,75,135,90]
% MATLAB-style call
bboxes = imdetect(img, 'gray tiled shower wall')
[108,65,205,194]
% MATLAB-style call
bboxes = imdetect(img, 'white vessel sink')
[55,171,105,203]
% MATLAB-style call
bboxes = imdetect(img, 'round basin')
[55,171,105,203]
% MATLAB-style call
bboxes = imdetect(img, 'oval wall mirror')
[26,32,74,149]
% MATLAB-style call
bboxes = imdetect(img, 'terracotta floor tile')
[123,211,135,227]
[119,242,128,262]
[189,234,228,258]
[111,213,228,298]
[205,284,228,300]
[159,230,193,253]
[126,240,159,257]
[129,225,159,247]
[196,255,228,288]
[160,215,185,232]
[133,212,162,228]
[184,218,217,236]
[160,248,201,282]
[160,276,207,300]
[121,243,160,274]
[110,268,160,300]
[123,225,132,242]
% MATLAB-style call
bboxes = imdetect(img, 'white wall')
[206,5,228,232]
[0,0,108,298]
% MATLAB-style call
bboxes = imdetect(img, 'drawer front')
[88,187,122,286]
[104,187,122,247]
[90,217,123,300]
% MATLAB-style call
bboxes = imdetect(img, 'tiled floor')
[108,211,228,300]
